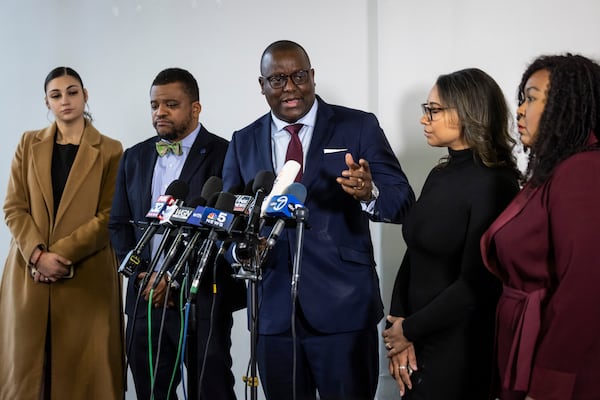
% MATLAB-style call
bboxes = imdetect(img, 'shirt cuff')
[360,182,379,214]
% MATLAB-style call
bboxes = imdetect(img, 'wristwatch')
[362,182,379,203]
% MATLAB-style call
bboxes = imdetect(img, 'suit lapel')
[254,115,276,173]
[303,98,334,188]
[139,139,159,209]
[31,124,57,225]
[481,184,540,274]
[179,125,210,185]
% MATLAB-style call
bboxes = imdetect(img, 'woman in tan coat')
[0,67,124,399]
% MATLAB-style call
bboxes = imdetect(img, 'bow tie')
[156,141,183,157]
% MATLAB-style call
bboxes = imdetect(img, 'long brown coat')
[0,122,125,399]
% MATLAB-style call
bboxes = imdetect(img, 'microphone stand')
[232,233,263,400]
[290,206,308,301]
[186,239,210,400]
[290,206,308,400]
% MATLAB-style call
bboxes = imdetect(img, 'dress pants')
[256,306,378,400]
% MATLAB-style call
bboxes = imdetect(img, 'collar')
[270,99,319,132]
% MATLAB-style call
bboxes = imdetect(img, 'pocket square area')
[323,148,348,154]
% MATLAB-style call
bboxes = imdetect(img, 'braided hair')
[519,54,600,187]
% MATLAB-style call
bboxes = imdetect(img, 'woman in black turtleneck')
[382,68,521,399]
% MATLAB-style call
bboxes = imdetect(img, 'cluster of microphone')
[117,160,307,299]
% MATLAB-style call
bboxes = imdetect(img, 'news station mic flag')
[118,179,189,277]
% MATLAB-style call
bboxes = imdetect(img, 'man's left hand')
[336,153,375,202]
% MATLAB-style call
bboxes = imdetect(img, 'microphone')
[264,182,307,220]
[118,179,189,277]
[260,160,301,217]
[139,183,190,291]
[151,196,205,289]
[167,179,223,281]
[244,171,276,235]
[199,192,238,235]
[166,176,222,226]
[263,182,307,255]
[188,192,237,302]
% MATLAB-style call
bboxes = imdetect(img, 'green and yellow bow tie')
[156,141,183,157]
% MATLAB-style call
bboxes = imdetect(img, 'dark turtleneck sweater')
[389,147,519,399]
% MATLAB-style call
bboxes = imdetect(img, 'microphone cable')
[170,281,188,400]
[147,281,174,400]
[123,267,154,391]
[148,277,189,400]
[195,250,221,396]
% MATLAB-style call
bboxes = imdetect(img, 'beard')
[157,129,182,142]
[154,115,194,142]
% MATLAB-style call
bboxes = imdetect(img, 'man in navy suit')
[109,68,245,399]
[222,41,415,400]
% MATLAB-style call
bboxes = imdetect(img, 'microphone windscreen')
[283,182,307,203]
[261,160,300,215]
[165,179,190,200]
[226,183,244,195]
[253,171,276,194]
[206,192,220,207]
[243,179,255,195]
[201,176,223,201]
[214,192,236,213]
[187,196,206,208]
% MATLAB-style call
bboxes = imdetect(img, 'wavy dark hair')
[44,66,92,121]
[436,68,520,179]
[519,54,600,187]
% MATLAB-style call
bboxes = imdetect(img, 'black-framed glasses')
[421,103,451,121]
[262,69,310,89]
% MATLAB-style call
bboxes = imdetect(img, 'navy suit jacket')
[222,96,415,334]
[109,125,246,317]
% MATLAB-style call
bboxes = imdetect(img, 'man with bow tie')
[109,68,245,400]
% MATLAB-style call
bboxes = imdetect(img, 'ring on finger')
[398,365,407,370]
[385,343,392,350]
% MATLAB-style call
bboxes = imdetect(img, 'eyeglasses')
[421,103,452,122]
[262,69,310,89]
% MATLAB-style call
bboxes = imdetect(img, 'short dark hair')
[151,68,199,102]
[519,54,600,186]
[44,66,92,121]
[260,40,311,75]
[435,68,520,178]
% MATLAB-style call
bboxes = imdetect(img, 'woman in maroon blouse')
[481,54,600,400]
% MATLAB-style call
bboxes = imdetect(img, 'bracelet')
[30,249,44,268]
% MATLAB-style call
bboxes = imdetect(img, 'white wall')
[1,1,599,399]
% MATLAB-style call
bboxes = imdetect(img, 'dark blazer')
[109,125,246,316]
[222,96,415,334]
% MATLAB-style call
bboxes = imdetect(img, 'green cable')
[167,277,187,398]
[148,289,155,398]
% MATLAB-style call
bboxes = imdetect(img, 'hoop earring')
[46,109,54,123]
[84,102,93,122]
